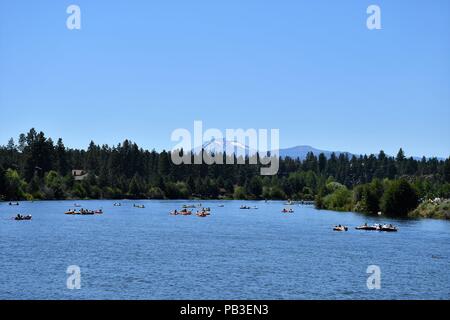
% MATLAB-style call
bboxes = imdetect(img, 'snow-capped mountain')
[192,138,257,156]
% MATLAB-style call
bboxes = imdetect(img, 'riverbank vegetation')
[1,129,449,218]
[315,178,427,217]
[408,198,450,220]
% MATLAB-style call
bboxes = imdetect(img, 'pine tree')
[396,148,405,162]
[56,138,69,176]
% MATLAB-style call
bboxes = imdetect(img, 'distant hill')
[278,145,352,160]
[277,146,444,161]
[193,139,445,161]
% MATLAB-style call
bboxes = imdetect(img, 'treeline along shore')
[0,129,449,219]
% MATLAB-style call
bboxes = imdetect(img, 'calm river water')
[0,200,449,299]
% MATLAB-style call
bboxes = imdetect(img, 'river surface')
[0,200,449,299]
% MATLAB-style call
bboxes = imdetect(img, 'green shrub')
[381,179,418,217]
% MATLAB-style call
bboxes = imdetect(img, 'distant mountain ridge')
[193,139,352,159]
[193,139,445,160]
[278,145,353,160]
[278,146,445,161]
[278,146,444,160]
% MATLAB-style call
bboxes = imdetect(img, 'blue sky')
[0,0,449,157]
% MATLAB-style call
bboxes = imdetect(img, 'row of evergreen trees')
[0,129,449,216]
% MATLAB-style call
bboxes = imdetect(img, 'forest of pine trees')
[1,129,449,217]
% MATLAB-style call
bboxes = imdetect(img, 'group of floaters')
[240,205,258,209]
[65,208,103,215]
[14,213,32,220]
[334,223,398,232]
[170,207,211,217]
[65,202,145,215]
